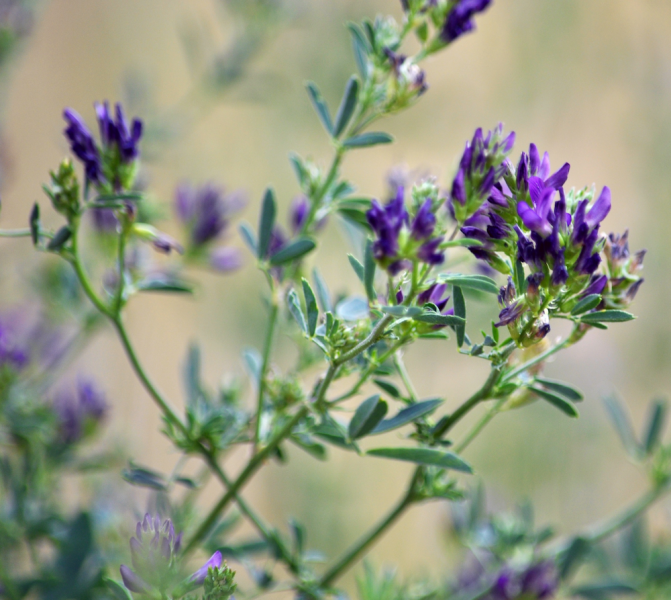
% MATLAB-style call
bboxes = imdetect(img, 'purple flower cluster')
[486,561,558,600]
[120,514,222,593]
[63,101,143,190]
[0,317,28,371]
[366,185,445,274]
[384,48,428,97]
[450,125,515,224]
[52,377,108,444]
[174,182,246,272]
[442,0,493,43]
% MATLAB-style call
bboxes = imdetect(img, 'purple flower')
[418,283,449,311]
[63,108,102,184]
[366,187,408,265]
[290,196,309,234]
[516,144,570,194]
[189,551,223,586]
[91,207,119,233]
[210,247,243,272]
[411,199,436,240]
[174,182,245,249]
[418,236,445,265]
[52,376,108,444]
[384,48,428,95]
[441,0,493,43]
[95,101,143,162]
[516,179,556,238]
[120,514,183,592]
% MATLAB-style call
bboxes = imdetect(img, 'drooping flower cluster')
[447,128,644,346]
[366,182,446,274]
[63,101,143,193]
[52,377,108,444]
[120,514,225,595]
[442,0,493,43]
[174,182,245,272]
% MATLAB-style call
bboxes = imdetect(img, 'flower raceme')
[449,127,644,346]
[63,101,143,194]
[120,514,227,596]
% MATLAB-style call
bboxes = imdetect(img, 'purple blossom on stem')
[410,199,436,240]
[366,188,408,264]
[188,551,223,586]
[441,0,493,43]
[52,377,108,444]
[95,101,143,162]
[63,109,102,184]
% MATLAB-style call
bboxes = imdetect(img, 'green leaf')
[290,433,327,461]
[47,225,72,251]
[342,132,394,148]
[336,296,369,321]
[348,253,365,283]
[29,203,40,245]
[338,207,373,231]
[184,344,202,408]
[243,347,262,384]
[441,237,484,248]
[364,239,376,302]
[314,416,358,450]
[348,24,369,78]
[558,537,591,580]
[371,399,443,435]
[643,399,667,455]
[269,237,316,266]
[122,464,166,490]
[413,312,465,327]
[333,76,359,138]
[239,222,257,254]
[104,578,133,600]
[312,267,332,312]
[302,278,319,337]
[289,518,306,556]
[603,395,639,457]
[305,82,333,135]
[453,285,466,348]
[288,289,307,333]
[136,275,194,294]
[349,394,388,439]
[534,377,584,402]
[530,385,579,417]
[439,274,499,295]
[570,581,638,598]
[373,378,402,399]
[580,309,635,324]
[571,294,602,315]
[381,305,411,317]
[257,187,277,259]
[367,447,472,473]
[289,152,308,189]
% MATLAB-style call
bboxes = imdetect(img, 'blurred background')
[0,0,670,592]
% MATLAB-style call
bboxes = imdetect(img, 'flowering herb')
[0,3,666,600]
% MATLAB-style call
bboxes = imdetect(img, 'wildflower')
[63,101,143,193]
[441,0,493,43]
[52,377,108,444]
[132,223,184,255]
[367,187,408,263]
[0,318,28,371]
[120,514,225,595]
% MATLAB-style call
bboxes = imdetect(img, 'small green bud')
[203,565,237,600]
[44,158,80,220]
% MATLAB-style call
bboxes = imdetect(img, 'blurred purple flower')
[441,0,493,43]
[53,376,108,444]
[63,108,102,184]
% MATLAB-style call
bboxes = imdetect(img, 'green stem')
[454,396,507,454]
[0,228,31,237]
[502,328,577,383]
[431,367,501,442]
[182,404,310,555]
[254,296,279,452]
[319,470,420,587]
[301,149,344,235]
[394,351,418,402]
[114,230,127,314]
[335,314,394,366]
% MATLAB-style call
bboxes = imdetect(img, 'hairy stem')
[0,228,31,238]
[394,351,418,402]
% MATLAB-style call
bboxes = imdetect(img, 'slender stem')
[254,296,279,452]
[301,149,344,235]
[182,404,310,555]
[583,485,669,545]
[431,367,501,441]
[202,450,301,574]
[0,228,31,237]
[454,396,507,454]
[112,317,185,431]
[114,230,127,314]
[394,352,418,402]
[502,329,576,383]
[335,314,394,366]
[330,337,407,405]
[319,470,420,587]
